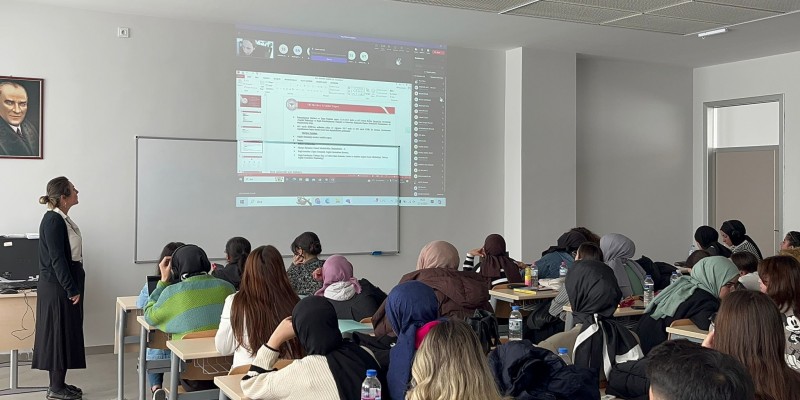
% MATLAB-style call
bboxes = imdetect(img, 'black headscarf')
[170,244,211,281]
[480,234,523,283]
[720,220,763,259]
[694,226,732,258]
[292,296,379,400]
[568,260,642,377]
[542,230,588,256]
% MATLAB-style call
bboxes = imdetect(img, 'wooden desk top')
[563,303,646,317]
[117,296,140,311]
[666,324,708,340]
[489,288,558,301]
[0,290,37,299]
[167,337,221,361]
[215,374,247,400]
[136,315,158,331]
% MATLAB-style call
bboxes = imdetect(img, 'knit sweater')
[241,345,340,400]
[144,274,235,339]
[287,258,324,296]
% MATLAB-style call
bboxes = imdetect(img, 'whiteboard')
[135,137,399,262]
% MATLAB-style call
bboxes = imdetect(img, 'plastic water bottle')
[361,369,381,400]
[670,271,680,285]
[688,244,696,256]
[531,263,539,287]
[509,305,523,341]
[643,275,655,307]
[558,347,572,365]
[559,261,568,279]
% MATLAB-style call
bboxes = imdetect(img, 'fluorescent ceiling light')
[697,28,729,38]
[499,0,543,14]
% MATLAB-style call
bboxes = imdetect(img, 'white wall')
[0,2,507,346]
[693,51,800,240]
[576,57,694,262]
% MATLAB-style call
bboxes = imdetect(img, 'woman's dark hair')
[785,231,800,248]
[686,250,711,269]
[225,236,251,275]
[571,227,600,245]
[38,176,71,209]
[758,255,800,316]
[291,231,322,256]
[575,242,603,261]
[155,242,185,276]
[694,225,719,249]
[731,252,759,274]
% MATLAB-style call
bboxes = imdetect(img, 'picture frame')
[0,76,43,159]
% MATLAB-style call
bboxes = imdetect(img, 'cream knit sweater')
[241,345,340,400]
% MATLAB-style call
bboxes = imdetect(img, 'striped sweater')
[144,274,235,339]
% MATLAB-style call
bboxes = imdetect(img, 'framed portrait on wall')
[0,76,43,159]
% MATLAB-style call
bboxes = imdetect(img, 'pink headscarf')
[314,255,362,297]
[416,240,460,270]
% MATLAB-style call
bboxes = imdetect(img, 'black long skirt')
[31,268,86,371]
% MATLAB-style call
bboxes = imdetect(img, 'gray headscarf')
[600,234,646,298]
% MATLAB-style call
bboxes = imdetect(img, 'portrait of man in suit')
[0,77,43,158]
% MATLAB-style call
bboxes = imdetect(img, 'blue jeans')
[146,348,171,388]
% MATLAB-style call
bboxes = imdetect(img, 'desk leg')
[118,307,126,400]
[9,350,17,390]
[139,325,147,400]
[218,389,228,400]
[169,352,179,400]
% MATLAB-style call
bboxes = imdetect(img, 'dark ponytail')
[225,237,252,275]
[290,232,322,256]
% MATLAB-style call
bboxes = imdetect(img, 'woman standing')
[32,177,85,400]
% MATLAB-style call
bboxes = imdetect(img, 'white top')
[215,293,255,368]
[52,208,82,262]
[241,345,340,400]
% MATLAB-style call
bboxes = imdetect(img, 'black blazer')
[38,211,81,297]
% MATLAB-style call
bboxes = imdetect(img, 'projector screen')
[235,25,447,207]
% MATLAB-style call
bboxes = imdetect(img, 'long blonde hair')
[406,319,507,400]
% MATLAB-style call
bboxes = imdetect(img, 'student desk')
[166,336,229,400]
[137,315,171,400]
[0,290,45,396]
[215,374,247,400]
[666,322,709,342]
[489,288,558,302]
[115,295,142,400]
[562,303,646,331]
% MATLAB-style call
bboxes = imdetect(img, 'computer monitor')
[0,238,39,280]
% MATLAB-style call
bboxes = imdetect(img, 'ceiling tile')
[392,0,531,13]
[509,1,637,23]
[699,0,800,13]
[605,13,723,34]
[652,2,779,24]
[549,0,688,13]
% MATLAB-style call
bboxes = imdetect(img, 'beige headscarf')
[416,240,460,270]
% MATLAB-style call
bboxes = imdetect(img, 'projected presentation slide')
[234,25,446,207]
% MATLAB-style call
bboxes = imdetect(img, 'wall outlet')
[117,27,130,38]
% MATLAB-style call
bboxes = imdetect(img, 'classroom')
[2,0,800,399]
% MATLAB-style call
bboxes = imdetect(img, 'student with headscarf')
[538,260,643,380]
[241,296,381,400]
[315,255,387,321]
[720,220,763,260]
[636,256,739,354]
[535,228,594,279]
[386,281,440,400]
[548,242,604,321]
[694,225,732,258]
[371,240,491,336]
[463,234,523,284]
[600,234,646,298]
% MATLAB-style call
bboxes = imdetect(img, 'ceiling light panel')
[651,2,779,24]
[393,0,533,13]
[699,0,800,13]
[509,1,637,23]
[548,0,688,13]
[605,13,723,34]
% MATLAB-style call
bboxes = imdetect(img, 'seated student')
[534,228,596,279]
[720,220,763,261]
[781,231,800,261]
[463,234,523,284]
[694,225,732,258]
[647,340,755,400]
[685,249,711,270]
[758,255,800,372]
[406,319,507,400]
[731,252,760,291]
[315,255,387,321]
[600,233,646,298]
[386,281,440,400]
[241,296,381,400]
[703,290,800,400]
[538,259,642,380]
[371,240,492,336]
[636,256,739,354]
[136,241,183,395]
[144,244,235,394]
[548,242,604,321]
[210,236,250,290]
[286,232,324,296]
[215,245,303,369]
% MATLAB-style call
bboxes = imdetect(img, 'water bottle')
[559,261,568,279]
[508,306,523,341]
[688,244,696,256]
[524,265,532,287]
[643,275,655,307]
[531,262,539,287]
[558,347,572,365]
[361,369,381,400]
[670,271,680,285]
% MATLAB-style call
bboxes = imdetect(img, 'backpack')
[466,309,501,353]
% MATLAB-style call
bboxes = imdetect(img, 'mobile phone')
[631,305,646,310]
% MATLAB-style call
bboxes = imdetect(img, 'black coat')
[329,279,387,321]
[636,290,719,354]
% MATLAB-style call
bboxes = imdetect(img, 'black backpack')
[466,309,502,353]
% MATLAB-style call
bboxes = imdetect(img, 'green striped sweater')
[144,274,235,339]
